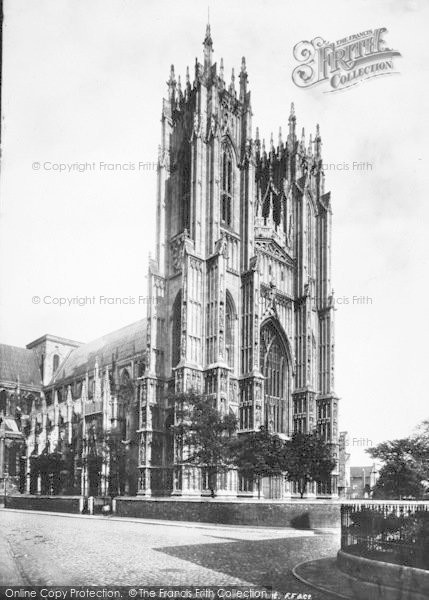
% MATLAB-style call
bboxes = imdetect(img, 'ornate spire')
[169,64,175,84]
[254,126,261,155]
[287,102,296,148]
[289,102,295,124]
[218,57,224,90]
[203,22,213,72]
[239,56,248,102]
[300,127,306,152]
[66,385,73,404]
[203,22,213,48]
[308,133,313,156]
[229,67,236,94]
[278,126,284,157]
[185,66,191,98]
[168,64,176,101]
[314,123,322,159]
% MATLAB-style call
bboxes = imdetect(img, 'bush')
[347,507,429,569]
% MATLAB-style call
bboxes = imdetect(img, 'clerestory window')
[221,146,233,226]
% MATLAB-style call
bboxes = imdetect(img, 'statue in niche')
[219,303,225,324]
[220,371,227,392]
[215,232,228,257]
[209,114,217,138]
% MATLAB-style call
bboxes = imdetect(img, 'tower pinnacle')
[239,56,248,102]
[204,22,213,47]
[203,22,213,72]
[288,102,296,147]
[315,123,322,159]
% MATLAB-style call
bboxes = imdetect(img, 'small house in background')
[348,465,379,499]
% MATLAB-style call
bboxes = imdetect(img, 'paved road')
[0,509,340,598]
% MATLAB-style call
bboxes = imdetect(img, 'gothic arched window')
[221,145,233,226]
[172,291,182,368]
[25,394,34,415]
[260,320,289,434]
[307,202,314,278]
[225,292,235,369]
[120,369,133,395]
[0,390,7,414]
[180,143,191,232]
[121,369,131,384]
[52,354,60,373]
[165,413,174,465]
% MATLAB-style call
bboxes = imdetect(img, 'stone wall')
[5,494,82,513]
[4,495,341,528]
[115,497,341,528]
[337,550,429,600]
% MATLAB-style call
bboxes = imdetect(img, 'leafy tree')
[103,426,128,497]
[32,449,63,495]
[411,420,429,479]
[231,426,284,498]
[60,443,77,494]
[173,392,237,497]
[283,432,336,498]
[367,438,427,499]
[372,460,424,500]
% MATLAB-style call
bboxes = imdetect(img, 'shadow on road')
[156,534,339,597]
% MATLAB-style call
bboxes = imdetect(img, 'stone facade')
[1,25,339,500]
[139,25,339,497]
[0,344,43,493]
[1,324,147,497]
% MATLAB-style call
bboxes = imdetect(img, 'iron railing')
[341,501,429,569]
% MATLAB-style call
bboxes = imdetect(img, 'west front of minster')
[0,26,339,500]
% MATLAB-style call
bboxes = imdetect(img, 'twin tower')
[139,25,339,497]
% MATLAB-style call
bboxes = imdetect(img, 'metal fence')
[341,502,429,569]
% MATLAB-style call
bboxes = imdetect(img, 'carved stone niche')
[229,379,237,403]
[219,370,227,392]
[170,236,185,273]
[139,444,146,465]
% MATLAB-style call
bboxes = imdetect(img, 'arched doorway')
[259,319,291,435]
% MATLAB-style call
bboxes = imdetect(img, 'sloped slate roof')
[0,344,42,389]
[50,319,147,384]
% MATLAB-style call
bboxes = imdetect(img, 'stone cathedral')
[142,25,338,497]
[0,25,338,500]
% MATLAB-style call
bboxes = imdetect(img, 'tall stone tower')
[138,25,338,498]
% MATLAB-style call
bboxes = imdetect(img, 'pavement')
[0,524,23,585]
[0,508,340,597]
[294,556,429,600]
[293,558,355,599]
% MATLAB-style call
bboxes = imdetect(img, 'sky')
[1,0,428,466]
